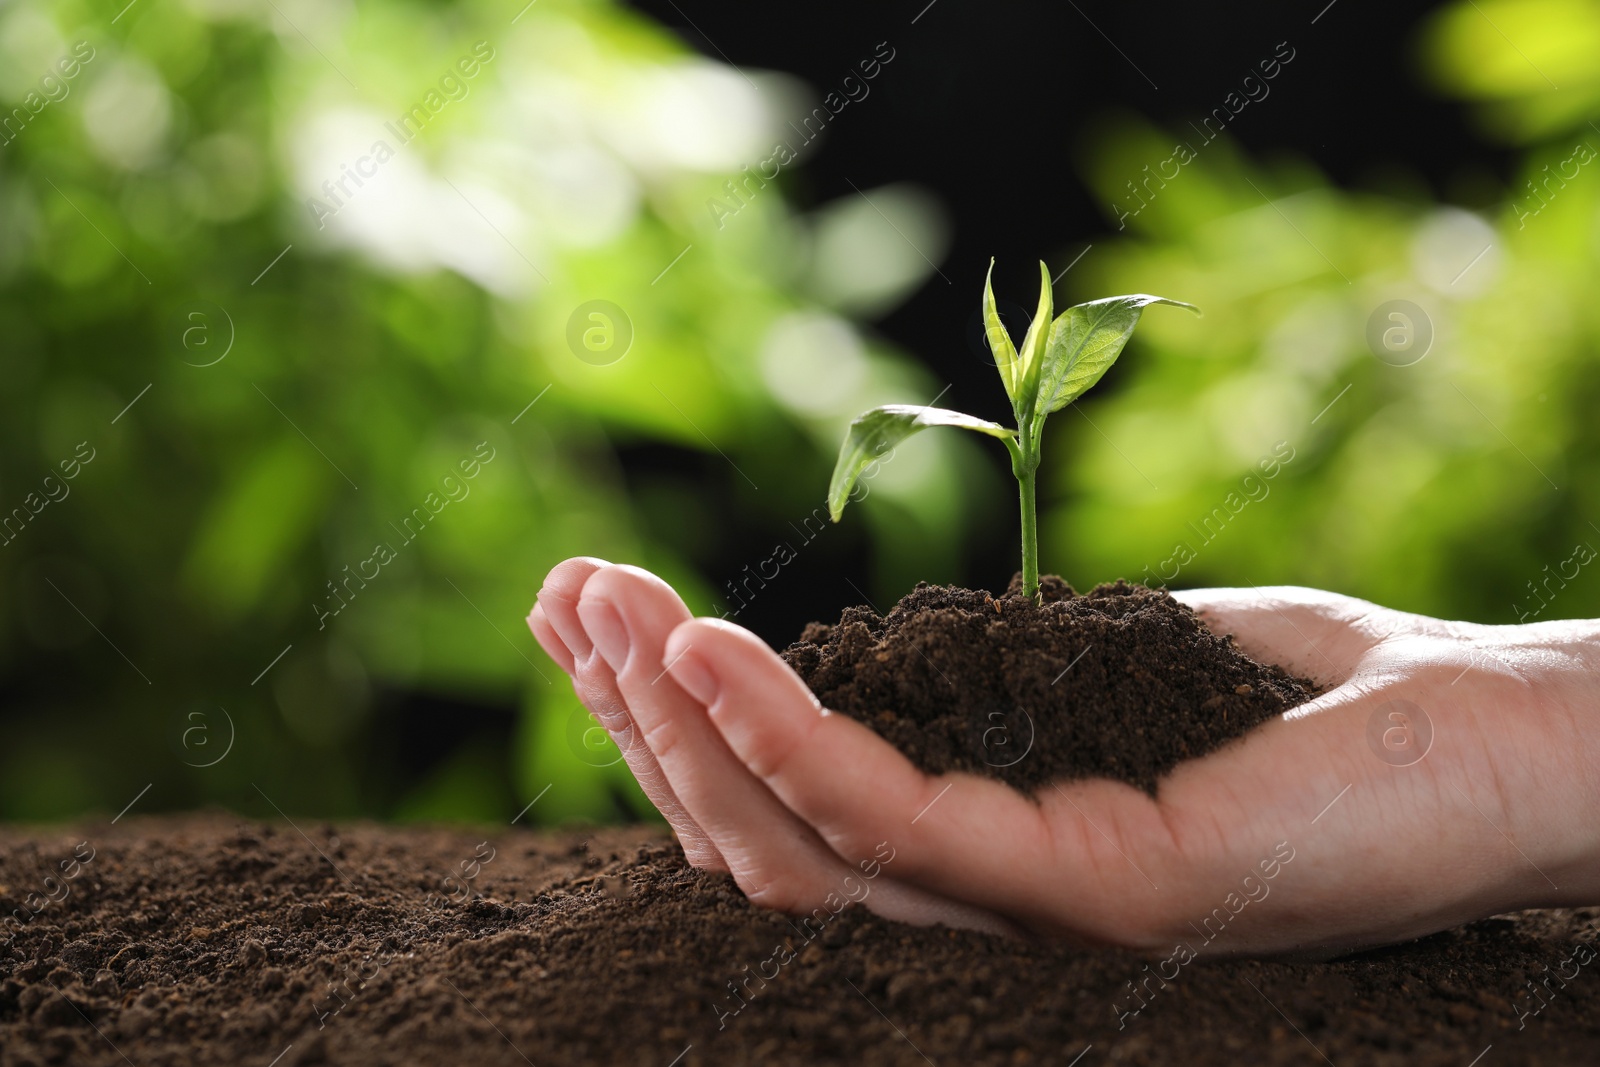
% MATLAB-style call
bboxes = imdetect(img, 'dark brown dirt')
[782,576,1317,794]
[1,817,1595,1066]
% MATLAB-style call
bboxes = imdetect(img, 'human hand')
[529,558,1600,955]
[528,558,1021,935]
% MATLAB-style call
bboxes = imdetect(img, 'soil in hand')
[783,576,1317,794]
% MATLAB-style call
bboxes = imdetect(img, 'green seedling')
[827,260,1197,598]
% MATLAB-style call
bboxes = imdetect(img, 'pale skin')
[528,557,1600,957]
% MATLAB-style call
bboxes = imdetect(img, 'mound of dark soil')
[0,817,1595,1066]
[782,576,1316,794]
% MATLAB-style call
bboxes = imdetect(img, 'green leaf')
[1033,294,1199,421]
[983,259,1019,398]
[1014,261,1054,415]
[829,405,1016,521]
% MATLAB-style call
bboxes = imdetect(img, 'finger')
[1171,585,1389,686]
[845,874,1025,937]
[537,558,724,868]
[527,602,573,674]
[665,617,1170,932]
[577,566,913,915]
[534,556,611,664]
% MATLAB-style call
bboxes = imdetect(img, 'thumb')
[1170,585,1387,688]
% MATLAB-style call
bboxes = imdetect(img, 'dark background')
[627,0,1504,644]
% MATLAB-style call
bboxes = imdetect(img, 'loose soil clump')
[783,576,1316,794]
[1,818,1595,1066]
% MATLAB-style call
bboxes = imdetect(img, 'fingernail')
[577,598,630,672]
[665,647,719,706]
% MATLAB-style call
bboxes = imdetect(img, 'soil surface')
[2,817,1596,1066]
[0,581,1589,1064]
[783,577,1317,794]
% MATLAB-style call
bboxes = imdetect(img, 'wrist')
[1475,616,1600,904]
[1534,619,1600,902]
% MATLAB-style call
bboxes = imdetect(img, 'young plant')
[827,260,1197,598]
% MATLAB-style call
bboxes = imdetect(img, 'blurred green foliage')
[5,0,1599,827]
[1420,0,1600,143]
[1051,5,1600,624]
[0,0,970,823]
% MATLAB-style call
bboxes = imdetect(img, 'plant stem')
[1013,425,1040,599]
[1018,467,1039,598]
